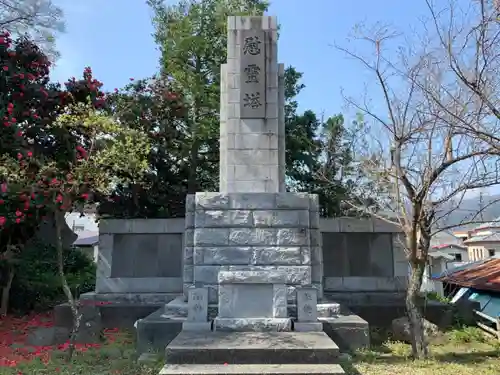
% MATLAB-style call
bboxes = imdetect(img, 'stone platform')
[161,331,344,374]
[159,364,345,375]
[165,331,340,364]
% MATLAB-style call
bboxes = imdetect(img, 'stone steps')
[164,331,340,365]
[159,364,345,375]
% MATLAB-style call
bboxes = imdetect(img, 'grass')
[2,313,500,374]
[345,326,500,375]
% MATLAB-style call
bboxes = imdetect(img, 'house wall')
[66,212,98,232]
[95,217,406,297]
[468,242,500,261]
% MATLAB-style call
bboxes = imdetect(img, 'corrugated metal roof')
[433,258,500,292]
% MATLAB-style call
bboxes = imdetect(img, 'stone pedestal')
[183,192,323,309]
[214,270,290,331]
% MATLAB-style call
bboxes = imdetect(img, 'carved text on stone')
[243,36,262,55]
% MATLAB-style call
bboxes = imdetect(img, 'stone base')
[182,321,213,331]
[165,331,340,364]
[135,307,183,355]
[214,318,292,332]
[294,322,323,332]
[159,363,345,375]
[321,315,370,352]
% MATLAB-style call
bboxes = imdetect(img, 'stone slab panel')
[250,247,302,265]
[187,287,208,322]
[95,277,182,294]
[297,287,318,322]
[275,193,310,209]
[229,228,276,246]
[100,218,184,234]
[164,329,339,364]
[272,284,287,318]
[277,228,309,246]
[214,318,292,332]
[194,228,230,246]
[182,322,212,331]
[218,269,288,284]
[253,210,309,228]
[218,284,273,318]
[202,247,252,265]
[220,267,310,285]
[229,193,276,209]
[159,364,346,375]
[294,322,323,332]
[194,265,226,284]
[195,193,230,210]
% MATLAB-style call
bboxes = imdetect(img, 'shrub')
[9,239,96,313]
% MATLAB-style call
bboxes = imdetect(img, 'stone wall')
[183,192,322,304]
[96,219,185,295]
[96,216,406,297]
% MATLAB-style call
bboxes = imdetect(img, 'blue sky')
[51,0,428,119]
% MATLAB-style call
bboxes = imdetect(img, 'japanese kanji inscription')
[239,30,266,118]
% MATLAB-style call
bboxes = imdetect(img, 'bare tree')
[422,0,500,152]
[333,18,500,358]
[0,0,65,58]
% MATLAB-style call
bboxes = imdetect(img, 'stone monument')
[179,15,323,332]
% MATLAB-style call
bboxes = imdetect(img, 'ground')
[0,313,499,374]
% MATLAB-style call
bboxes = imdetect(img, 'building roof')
[432,243,466,250]
[473,216,500,231]
[463,232,500,244]
[428,250,456,260]
[432,257,500,292]
[73,231,99,246]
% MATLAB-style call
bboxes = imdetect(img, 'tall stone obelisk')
[181,16,323,331]
[219,16,286,193]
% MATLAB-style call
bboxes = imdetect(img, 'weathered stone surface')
[300,247,311,265]
[214,318,292,332]
[185,212,195,229]
[218,270,288,284]
[272,284,287,318]
[277,228,309,246]
[187,287,208,322]
[195,210,230,227]
[202,247,252,265]
[229,193,276,209]
[310,230,321,246]
[194,228,230,246]
[309,211,320,229]
[251,247,301,265]
[219,284,274,318]
[275,193,310,209]
[253,210,309,228]
[194,265,225,284]
[221,266,311,285]
[183,247,193,264]
[309,195,320,212]
[185,194,196,212]
[182,321,212,331]
[230,210,253,226]
[229,228,276,246]
[391,316,438,343]
[310,247,322,265]
[297,287,318,322]
[184,230,194,246]
[183,265,194,283]
[195,193,229,210]
[294,322,323,332]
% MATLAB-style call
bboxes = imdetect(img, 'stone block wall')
[183,192,321,304]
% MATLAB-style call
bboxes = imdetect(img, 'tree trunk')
[0,269,14,316]
[54,212,81,362]
[406,260,429,359]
